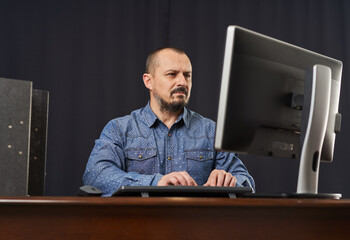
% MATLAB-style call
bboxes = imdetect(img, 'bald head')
[145,47,188,74]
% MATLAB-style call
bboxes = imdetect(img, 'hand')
[203,169,237,187]
[158,171,198,186]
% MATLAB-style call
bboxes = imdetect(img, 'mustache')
[171,87,188,96]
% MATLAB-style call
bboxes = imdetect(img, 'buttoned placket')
[151,122,166,175]
[166,129,174,173]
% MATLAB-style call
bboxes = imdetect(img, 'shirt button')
[168,156,171,160]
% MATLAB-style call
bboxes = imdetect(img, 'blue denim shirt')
[83,103,255,196]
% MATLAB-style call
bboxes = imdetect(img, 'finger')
[216,172,225,187]
[223,173,233,187]
[229,176,237,187]
[158,175,168,186]
[205,171,217,186]
[179,172,198,186]
[169,176,180,186]
[174,173,188,186]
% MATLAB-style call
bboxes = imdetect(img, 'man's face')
[148,49,192,112]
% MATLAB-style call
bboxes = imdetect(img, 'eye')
[166,72,177,78]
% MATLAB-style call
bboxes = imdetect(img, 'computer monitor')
[215,26,342,198]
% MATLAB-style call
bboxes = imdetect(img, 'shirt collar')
[143,102,191,128]
[143,102,158,127]
[182,107,190,128]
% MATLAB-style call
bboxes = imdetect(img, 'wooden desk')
[0,197,349,240]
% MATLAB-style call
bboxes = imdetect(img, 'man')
[83,47,255,196]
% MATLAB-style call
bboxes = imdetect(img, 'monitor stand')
[244,65,341,199]
[296,64,341,199]
[244,65,341,200]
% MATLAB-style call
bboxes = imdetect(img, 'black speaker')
[28,89,49,196]
[0,77,49,196]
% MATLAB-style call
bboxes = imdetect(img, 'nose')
[176,73,188,87]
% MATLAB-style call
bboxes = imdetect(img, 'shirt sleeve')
[214,151,256,191]
[82,120,163,196]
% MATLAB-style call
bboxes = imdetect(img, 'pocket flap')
[125,149,157,160]
[185,150,214,161]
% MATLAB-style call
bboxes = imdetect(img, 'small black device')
[78,185,103,196]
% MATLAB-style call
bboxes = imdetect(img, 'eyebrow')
[165,69,192,74]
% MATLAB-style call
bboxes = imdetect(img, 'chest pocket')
[185,150,214,185]
[125,149,157,175]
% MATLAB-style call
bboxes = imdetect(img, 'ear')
[143,73,152,90]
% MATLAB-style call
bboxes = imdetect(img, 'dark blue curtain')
[0,0,349,197]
